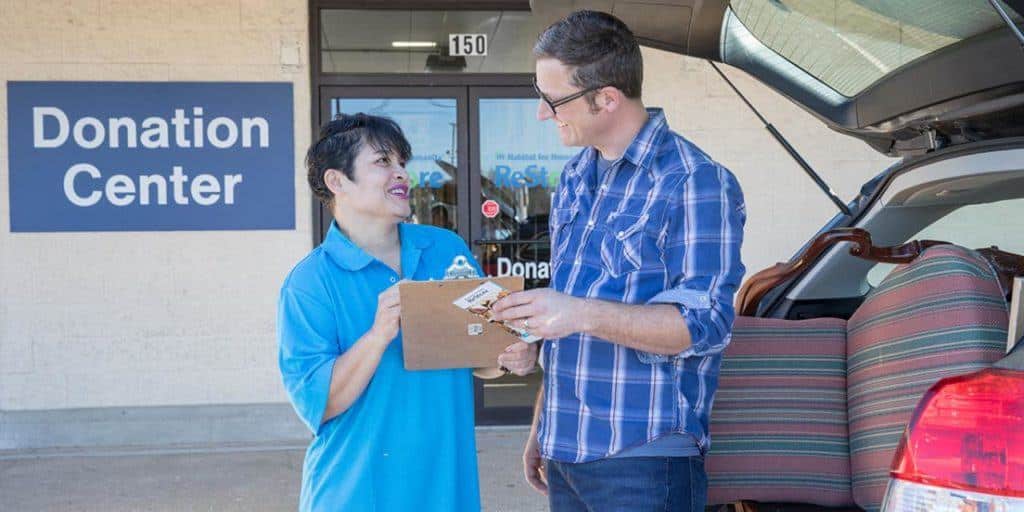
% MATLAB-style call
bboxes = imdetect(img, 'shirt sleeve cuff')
[289,356,337,436]
[641,288,714,362]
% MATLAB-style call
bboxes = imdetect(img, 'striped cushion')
[847,245,1009,511]
[708,316,853,507]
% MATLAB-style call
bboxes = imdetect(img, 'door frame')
[312,80,533,244]
[469,86,542,425]
[308,0,544,427]
[315,85,541,425]
[467,85,538,251]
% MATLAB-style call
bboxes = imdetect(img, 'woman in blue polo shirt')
[278,113,536,511]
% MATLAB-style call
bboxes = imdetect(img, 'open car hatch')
[532,0,1024,156]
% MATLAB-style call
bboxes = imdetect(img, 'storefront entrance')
[310,2,574,424]
[315,85,572,424]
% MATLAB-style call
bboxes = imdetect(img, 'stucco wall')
[641,47,897,279]
[0,3,897,414]
[0,0,311,410]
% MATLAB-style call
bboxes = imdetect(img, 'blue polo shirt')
[278,221,481,512]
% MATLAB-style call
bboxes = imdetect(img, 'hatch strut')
[988,0,1024,49]
[707,60,852,216]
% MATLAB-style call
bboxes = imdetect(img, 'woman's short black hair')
[534,10,643,103]
[305,113,412,205]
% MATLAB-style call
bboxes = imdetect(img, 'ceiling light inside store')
[392,41,437,48]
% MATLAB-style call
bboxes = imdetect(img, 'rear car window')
[730,0,1019,96]
[867,197,1024,287]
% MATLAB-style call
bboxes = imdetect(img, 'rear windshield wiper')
[707,61,852,216]
[989,0,1024,49]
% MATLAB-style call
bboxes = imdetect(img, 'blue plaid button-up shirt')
[539,108,746,463]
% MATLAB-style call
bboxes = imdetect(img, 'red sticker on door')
[482,200,500,218]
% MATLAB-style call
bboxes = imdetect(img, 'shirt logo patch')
[444,255,479,280]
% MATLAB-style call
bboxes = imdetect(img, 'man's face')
[534,58,605,148]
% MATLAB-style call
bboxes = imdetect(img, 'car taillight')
[882,368,1024,511]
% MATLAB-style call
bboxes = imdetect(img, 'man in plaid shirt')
[492,10,746,511]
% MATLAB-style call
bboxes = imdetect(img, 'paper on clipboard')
[452,281,542,344]
[399,276,537,370]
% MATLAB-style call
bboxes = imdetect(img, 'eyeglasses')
[533,76,606,115]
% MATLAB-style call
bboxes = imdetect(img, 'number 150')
[450,34,487,56]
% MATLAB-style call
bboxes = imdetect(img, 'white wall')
[0,0,311,410]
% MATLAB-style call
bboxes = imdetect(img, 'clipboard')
[399,276,531,370]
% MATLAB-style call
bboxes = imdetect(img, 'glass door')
[318,86,571,425]
[469,87,575,424]
[318,87,469,242]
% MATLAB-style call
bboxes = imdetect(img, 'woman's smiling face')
[337,143,411,222]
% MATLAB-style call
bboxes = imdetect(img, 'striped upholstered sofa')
[706,244,1010,511]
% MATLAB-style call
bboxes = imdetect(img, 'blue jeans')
[545,456,707,512]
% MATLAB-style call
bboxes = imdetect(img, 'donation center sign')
[7,82,294,232]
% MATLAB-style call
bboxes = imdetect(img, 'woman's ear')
[324,168,347,197]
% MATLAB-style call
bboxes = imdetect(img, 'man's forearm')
[578,299,692,355]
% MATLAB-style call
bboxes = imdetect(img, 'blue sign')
[7,82,295,232]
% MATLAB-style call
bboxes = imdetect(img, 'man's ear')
[599,87,623,113]
[324,168,348,197]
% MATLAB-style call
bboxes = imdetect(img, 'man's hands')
[368,284,401,348]
[491,288,587,340]
[523,429,548,495]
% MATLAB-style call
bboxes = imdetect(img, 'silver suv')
[534,1,1024,510]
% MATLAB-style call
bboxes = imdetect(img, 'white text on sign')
[33,106,264,208]
[496,257,550,280]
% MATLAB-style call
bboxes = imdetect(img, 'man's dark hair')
[305,113,412,205]
[533,10,643,104]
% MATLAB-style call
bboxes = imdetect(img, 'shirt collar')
[565,108,669,179]
[323,220,432,273]
[621,108,668,172]
[565,146,598,180]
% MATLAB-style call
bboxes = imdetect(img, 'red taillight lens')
[890,368,1024,498]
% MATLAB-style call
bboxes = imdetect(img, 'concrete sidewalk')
[0,427,547,512]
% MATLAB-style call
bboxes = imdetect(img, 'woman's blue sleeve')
[277,286,340,435]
